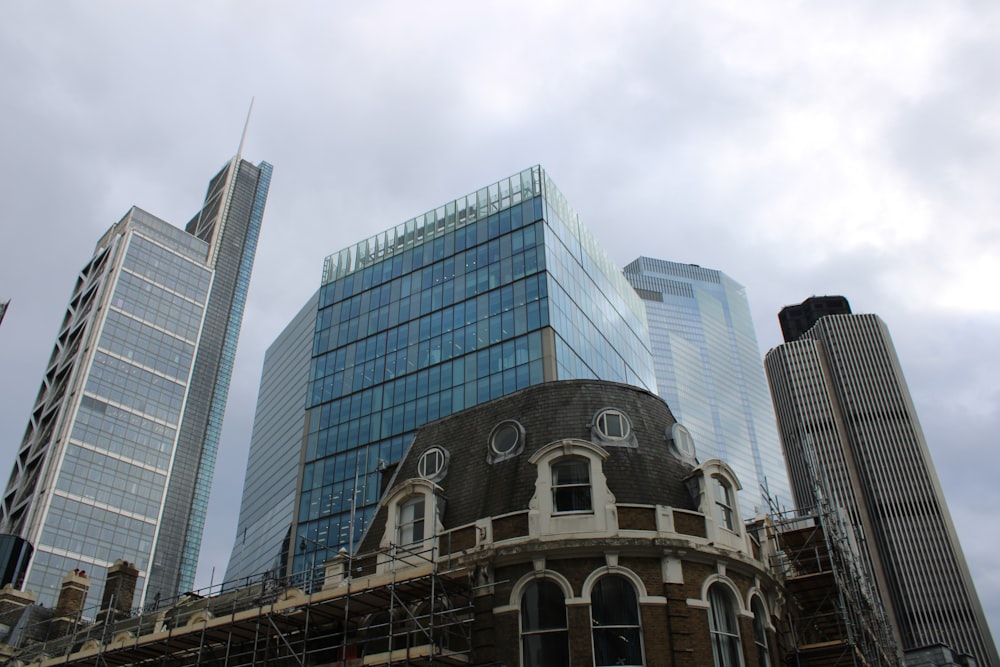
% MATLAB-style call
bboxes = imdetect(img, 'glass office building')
[294,166,655,572]
[624,257,791,517]
[225,291,318,584]
[0,156,271,609]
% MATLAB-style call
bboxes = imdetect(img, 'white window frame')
[708,583,744,667]
[589,574,645,667]
[751,595,771,667]
[688,458,745,549]
[519,578,570,667]
[377,478,442,569]
[418,446,449,481]
[397,495,425,546]
[488,419,525,462]
[593,408,633,443]
[714,475,736,531]
[551,456,592,514]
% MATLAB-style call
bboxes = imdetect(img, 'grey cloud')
[2,0,998,644]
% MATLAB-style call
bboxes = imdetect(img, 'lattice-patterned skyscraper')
[0,155,271,610]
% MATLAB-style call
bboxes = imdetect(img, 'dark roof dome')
[369,380,699,538]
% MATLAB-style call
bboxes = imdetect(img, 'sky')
[1,0,997,644]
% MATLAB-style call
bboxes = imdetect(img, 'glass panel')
[592,575,639,625]
[592,575,643,666]
[492,423,520,454]
[552,459,589,485]
[709,585,743,667]
[521,580,569,667]
[398,496,425,545]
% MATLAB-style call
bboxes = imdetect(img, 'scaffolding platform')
[770,510,899,667]
[15,546,474,667]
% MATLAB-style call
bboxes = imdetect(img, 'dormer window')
[529,439,611,535]
[688,459,745,548]
[551,457,592,513]
[377,478,442,569]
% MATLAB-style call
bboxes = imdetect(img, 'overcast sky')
[1,0,997,643]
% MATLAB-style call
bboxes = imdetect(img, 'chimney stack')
[54,569,89,619]
[49,568,89,638]
[0,583,35,614]
[98,559,139,623]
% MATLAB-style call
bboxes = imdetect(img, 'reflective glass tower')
[225,291,318,583]
[623,257,791,517]
[293,166,655,572]
[0,156,271,609]
[765,300,998,666]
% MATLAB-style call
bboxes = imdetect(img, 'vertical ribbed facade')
[624,257,792,517]
[0,157,271,610]
[765,313,998,665]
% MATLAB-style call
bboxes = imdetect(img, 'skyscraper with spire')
[0,153,271,610]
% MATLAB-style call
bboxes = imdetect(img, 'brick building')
[4,380,792,666]
[356,378,786,667]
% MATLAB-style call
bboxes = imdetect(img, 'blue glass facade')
[294,166,654,571]
[624,257,791,517]
[225,291,319,583]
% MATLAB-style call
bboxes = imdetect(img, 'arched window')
[397,495,425,546]
[751,596,771,667]
[713,475,736,531]
[708,583,743,667]
[551,457,592,513]
[591,575,644,666]
[520,580,569,667]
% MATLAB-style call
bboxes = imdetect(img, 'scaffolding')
[764,433,901,667]
[7,544,474,667]
[770,504,899,667]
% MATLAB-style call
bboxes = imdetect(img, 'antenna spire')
[237,98,254,159]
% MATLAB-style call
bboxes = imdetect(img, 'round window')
[489,420,524,458]
[418,447,448,480]
[595,409,631,440]
[671,423,696,459]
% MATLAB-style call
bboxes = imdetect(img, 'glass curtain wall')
[295,167,654,573]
